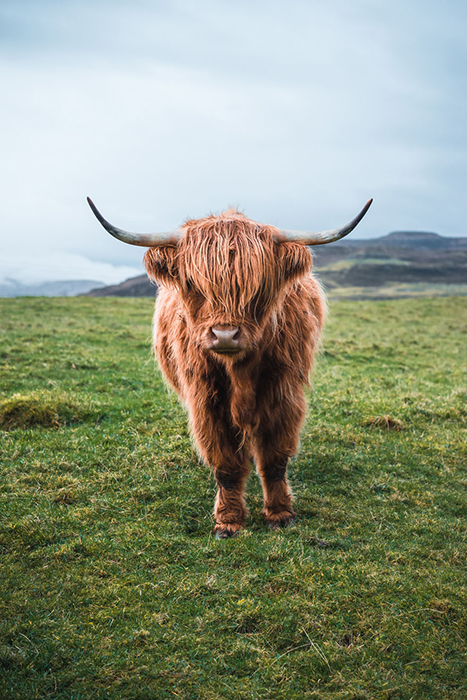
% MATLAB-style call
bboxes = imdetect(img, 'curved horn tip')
[87,196,98,215]
[359,197,373,218]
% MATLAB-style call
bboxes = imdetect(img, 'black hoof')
[214,527,241,539]
[268,518,295,531]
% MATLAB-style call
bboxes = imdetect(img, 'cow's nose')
[211,326,241,353]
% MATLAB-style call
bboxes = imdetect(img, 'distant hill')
[85,231,467,300]
[0,279,105,298]
[86,275,156,297]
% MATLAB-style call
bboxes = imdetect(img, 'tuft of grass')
[0,390,97,430]
[362,414,405,430]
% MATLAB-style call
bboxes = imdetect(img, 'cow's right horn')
[278,199,373,246]
[87,198,182,246]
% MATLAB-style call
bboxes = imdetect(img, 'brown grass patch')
[363,415,405,431]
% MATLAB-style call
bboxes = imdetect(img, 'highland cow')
[88,198,372,537]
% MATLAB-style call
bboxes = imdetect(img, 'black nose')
[211,326,241,353]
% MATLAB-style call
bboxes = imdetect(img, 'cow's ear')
[276,241,313,282]
[144,245,179,284]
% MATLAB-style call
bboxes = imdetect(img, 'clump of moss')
[0,391,94,430]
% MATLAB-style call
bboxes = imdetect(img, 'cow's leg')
[255,448,295,529]
[189,397,251,538]
[213,461,250,538]
[253,386,305,529]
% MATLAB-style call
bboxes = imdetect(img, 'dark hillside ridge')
[87,274,156,297]
[85,231,467,297]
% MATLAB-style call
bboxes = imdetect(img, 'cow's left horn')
[87,198,182,246]
[278,199,373,246]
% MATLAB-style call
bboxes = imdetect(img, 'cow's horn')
[87,198,182,246]
[278,199,373,246]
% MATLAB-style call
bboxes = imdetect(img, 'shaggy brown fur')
[144,209,326,537]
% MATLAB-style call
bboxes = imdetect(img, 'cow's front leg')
[189,395,251,538]
[253,387,305,529]
[255,456,295,529]
[214,465,250,538]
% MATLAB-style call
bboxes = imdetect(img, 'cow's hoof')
[266,511,296,530]
[214,523,243,539]
[268,519,295,531]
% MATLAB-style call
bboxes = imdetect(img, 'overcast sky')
[1,0,466,284]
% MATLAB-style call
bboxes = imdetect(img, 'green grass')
[1,296,467,699]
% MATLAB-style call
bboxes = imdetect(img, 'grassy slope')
[1,296,466,700]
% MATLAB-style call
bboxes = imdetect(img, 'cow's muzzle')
[210,326,242,354]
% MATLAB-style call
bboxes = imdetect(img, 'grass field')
[1,296,467,699]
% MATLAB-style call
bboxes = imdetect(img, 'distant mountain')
[85,231,467,299]
[86,274,156,297]
[0,279,106,298]
[313,231,467,296]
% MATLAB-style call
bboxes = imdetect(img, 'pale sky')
[1,0,466,284]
